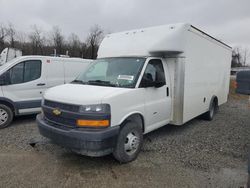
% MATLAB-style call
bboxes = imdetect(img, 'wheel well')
[0,100,16,115]
[122,114,145,133]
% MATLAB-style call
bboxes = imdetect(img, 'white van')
[0,56,92,128]
[37,23,232,163]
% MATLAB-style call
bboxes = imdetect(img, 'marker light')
[77,119,110,127]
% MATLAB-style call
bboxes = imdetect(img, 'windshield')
[74,57,145,88]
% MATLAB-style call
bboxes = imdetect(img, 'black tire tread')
[0,104,13,129]
[113,121,143,163]
[203,101,217,121]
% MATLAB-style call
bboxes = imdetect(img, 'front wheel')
[113,121,143,163]
[0,104,13,129]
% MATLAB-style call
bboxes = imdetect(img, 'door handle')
[37,83,46,86]
[166,87,169,97]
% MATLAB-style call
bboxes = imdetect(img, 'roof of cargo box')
[97,23,231,58]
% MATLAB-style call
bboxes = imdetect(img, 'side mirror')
[140,78,155,88]
[140,79,166,88]
[0,71,10,86]
[140,73,166,88]
[154,81,165,88]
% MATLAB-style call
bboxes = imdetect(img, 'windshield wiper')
[88,80,117,87]
[71,79,88,84]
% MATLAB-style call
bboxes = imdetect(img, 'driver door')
[140,59,171,133]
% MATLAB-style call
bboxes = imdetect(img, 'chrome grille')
[44,111,76,127]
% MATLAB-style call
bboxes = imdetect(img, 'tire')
[203,100,217,121]
[0,104,13,129]
[113,121,143,163]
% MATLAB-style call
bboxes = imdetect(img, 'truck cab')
[37,23,232,163]
[37,56,172,162]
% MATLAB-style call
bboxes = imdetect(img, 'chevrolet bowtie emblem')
[52,108,61,116]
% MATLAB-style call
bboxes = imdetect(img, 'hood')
[44,83,129,105]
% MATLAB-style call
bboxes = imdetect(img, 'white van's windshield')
[73,57,145,88]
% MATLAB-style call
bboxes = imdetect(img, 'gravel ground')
[0,96,249,188]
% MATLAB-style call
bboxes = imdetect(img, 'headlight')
[79,104,110,113]
[77,104,111,127]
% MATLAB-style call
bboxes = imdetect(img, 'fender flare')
[119,111,145,132]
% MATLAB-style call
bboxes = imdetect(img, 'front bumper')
[36,114,120,157]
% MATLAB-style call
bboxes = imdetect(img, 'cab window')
[9,60,42,85]
[140,59,166,87]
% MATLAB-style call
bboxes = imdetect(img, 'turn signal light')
[76,119,110,127]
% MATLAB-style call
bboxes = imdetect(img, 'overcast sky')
[0,0,250,50]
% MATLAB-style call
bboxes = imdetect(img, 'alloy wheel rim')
[0,109,8,125]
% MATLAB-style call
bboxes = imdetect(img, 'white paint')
[98,23,189,58]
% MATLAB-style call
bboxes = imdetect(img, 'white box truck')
[37,23,232,163]
[0,56,92,128]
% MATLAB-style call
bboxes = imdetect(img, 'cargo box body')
[169,26,232,125]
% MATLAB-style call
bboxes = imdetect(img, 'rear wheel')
[113,121,143,163]
[0,104,13,129]
[203,100,217,121]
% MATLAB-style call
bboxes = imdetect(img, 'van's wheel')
[113,121,143,163]
[203,100,217,121]
[0,104,13,129]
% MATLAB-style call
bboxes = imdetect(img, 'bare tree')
[0,22,106,58]
[7,23,16,48]
[86,25,104,59]
[29,25,45,55]
[0,23,8,51]
[68,33,81,57]
[81,42,89,58]
[51,26,64,55]
[15,31,28,53]
[232,47,249,67]
[232,48,241,67]
[242,48,248,66]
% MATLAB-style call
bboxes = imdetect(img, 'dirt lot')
[0,92,249,187]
